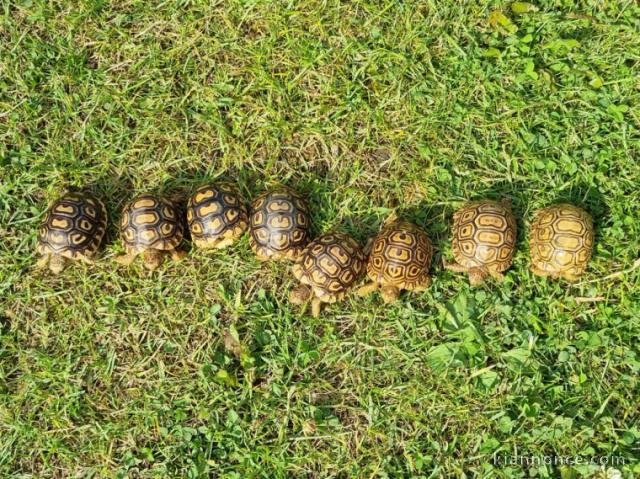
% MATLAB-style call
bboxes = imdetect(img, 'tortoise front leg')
[311,297,323,318]
[413,275,431,292]
[561,271,582,282]
[115,253,136,266]
[36,253,51,270]
[357,281,379,297]
[80,256,96,265]
[488,269,505,282]
[170,249,187,262]
[529,264,550,278]
[214,238,235,249]
[444,262,468,273]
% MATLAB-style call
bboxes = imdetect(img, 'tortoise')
[290,232,366,317]
[445,199,517,285]
[358,217,433,303]
[115,193,186,270]
[36,191,108,274]
[249,188,310,261]
[529,203,593,281]
[187,183,248,250]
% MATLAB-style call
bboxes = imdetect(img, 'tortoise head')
[468,268,489,286]
[500,197,513,211]
[49,254,67,275]
[380,285,400,304]
[143,249,164,271]
[289,285,312,305]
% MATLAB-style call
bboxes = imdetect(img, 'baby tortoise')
[187,183,248,250]
[358,218,433,303]
[249,188,310,261]
[116,193,185,270]
[290,232,365,317]
[445,199,517,285]
[37,191,107,274]
[529,204,593,281]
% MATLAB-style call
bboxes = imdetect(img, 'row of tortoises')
[37,186,594,316]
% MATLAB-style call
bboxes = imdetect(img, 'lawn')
[1,0,639,477]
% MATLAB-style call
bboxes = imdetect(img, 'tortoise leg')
[444,262,468,273]
[36,253,51,270]
[311,297,322,318]
[468,268,488,286]
[357,281,379,297]
[255,253,268,261]
[170,249,187,262]
[562,271,582,282]
[115,253,136,266]
[214,238,235,249]
[530,264,549,278]
[80,255,96,265]
[488,269,505,282]
[380,285,401,304]
[382,211,399,226]
[413,275,431,292]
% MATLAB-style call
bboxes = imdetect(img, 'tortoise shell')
[37,191,107,260]
[120,194,183,254]
[367,221,433,290]
[451,200,517,272]
[292,232,365,301]
[249,188,310,261]
[187,184,248,249]
[529,204,593,281]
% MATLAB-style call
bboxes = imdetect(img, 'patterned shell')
[529,204,593,280]
[249,188,310,260]
[451,200,517,272]
[292,232,365,300]
[37,192,107,260]
[367,221,433,289]
[187,184,248,249]
[120,194,183,254]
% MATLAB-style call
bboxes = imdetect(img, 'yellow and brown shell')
[37,191,107,260]
[529,204,593,281]
[187,184,248,249]
[120,194,183,254]
[249,188,310,261]
[451,200,517,272]
[292,232,365,301]
[367,221,433,290]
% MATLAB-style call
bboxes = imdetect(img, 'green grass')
[1,0,639,477]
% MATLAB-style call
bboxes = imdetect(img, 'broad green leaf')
[426,342,465,373]
[487,10,518,34]
[501,347,531,369]
[511,2,538,14]
[482,47,502,58]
